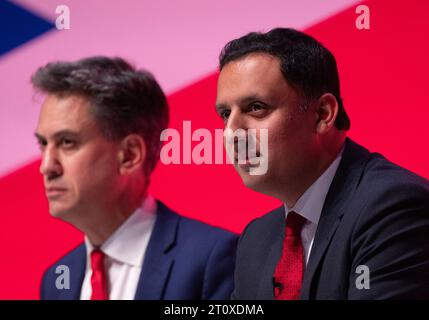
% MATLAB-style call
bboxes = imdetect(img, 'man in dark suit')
[215,28,429,299]
[33,56,237,300]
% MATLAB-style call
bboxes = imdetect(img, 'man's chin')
[239,172,270,193]
[49,204,72,219]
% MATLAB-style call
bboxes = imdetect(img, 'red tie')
[273,211,306,300]
[90,249,108,300]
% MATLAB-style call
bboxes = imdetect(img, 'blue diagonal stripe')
[0,0,55,56]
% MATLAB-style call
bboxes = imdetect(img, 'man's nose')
[225,109,246,132]
[224,110,249,156]
[40,147,62,179]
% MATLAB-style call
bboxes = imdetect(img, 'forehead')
[217,53,291,101]
[36,94,97,135]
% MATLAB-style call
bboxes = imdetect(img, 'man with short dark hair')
[215,28,429,299]
[34,56,237,300]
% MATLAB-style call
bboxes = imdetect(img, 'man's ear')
[314,93,339,134]
[118,134,146,175]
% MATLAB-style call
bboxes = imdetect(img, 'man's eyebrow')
[34,132,46,143]
[215,103,229,112]
[215,95,267,111]
[34,130,80,142]
[52,130,80,139]
[238,95,266,105]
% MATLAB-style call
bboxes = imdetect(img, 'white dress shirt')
[80,195,157,300]
[284,146,344,267]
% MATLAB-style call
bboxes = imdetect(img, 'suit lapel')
[300,139,370,299]
[257,207,285,299]
[134,201,178,300]
[257,231,284,299]
[59,244,86,300]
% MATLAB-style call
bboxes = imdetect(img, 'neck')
[65,183,148,247]
[281,133,346,207]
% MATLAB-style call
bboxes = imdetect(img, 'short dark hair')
[219,28,350,130]
[31,56,169,178]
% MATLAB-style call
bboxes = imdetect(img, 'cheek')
[91,157,119,187]
[264,120,302,170]
[66,150,119,193]
[265,120,290,152]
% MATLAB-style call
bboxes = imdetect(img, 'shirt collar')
[284,145,344,225]
[84,195,157,267]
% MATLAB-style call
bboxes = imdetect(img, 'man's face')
[216,53,319,198]
[35,94,121,220]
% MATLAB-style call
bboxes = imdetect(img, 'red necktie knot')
[285,211,306,236]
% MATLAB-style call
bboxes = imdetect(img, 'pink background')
[0,0,428,299]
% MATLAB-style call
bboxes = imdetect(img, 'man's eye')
[61,138,75,147]
[220,110,231,120]
[38,141,46,151]
[250,103,264,112]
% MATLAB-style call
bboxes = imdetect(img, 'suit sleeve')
[230,219,255,300]
[201,233,238,300]
[39,268,50,300]
[348,183,429,299]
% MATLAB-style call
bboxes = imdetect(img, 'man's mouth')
[45,187,67,198]
[234,151,261,167]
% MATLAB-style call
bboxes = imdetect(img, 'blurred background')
[0,0,428,299]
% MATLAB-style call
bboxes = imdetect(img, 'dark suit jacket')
[40,201,238,300]
[232,138,429,299]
